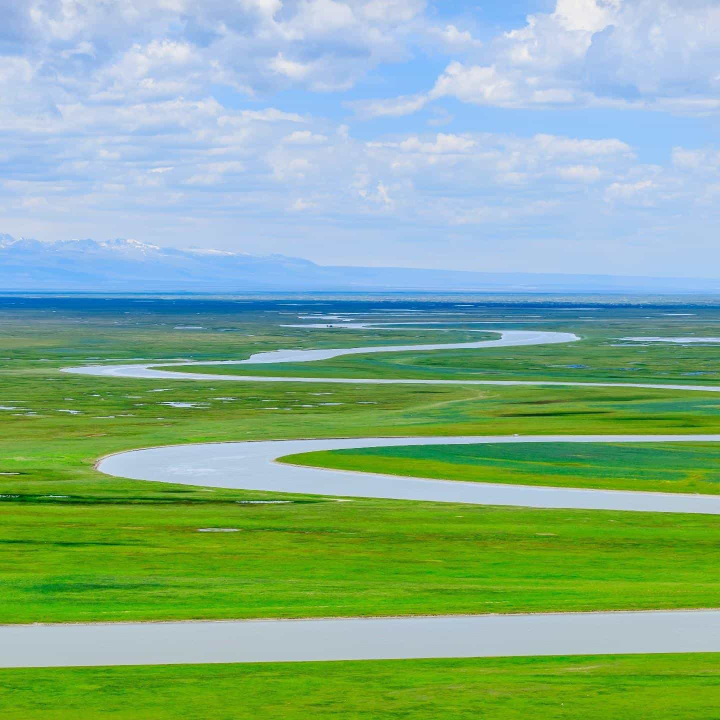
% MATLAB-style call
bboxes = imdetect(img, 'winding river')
[62,327,720,393]
[98,434,720,514]
[5,324,720,668]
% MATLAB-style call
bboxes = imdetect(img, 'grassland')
[3,297,720,716]
[7,487,720,623]
[284,442,720,495]
[170,306,720,385]
[2,298,720,624]
[4,654,720,720]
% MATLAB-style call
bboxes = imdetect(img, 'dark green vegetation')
[285,442,720,495]
[2,297,720,624]
[4,654,720,719]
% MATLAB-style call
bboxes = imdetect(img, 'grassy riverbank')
[3,654,720,719]
[284,441,720,495]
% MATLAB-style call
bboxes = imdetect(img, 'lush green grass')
[284,442,720,495]
[5,298,720,715]
[3,298,720,626]
[6,489,720,623]
[4,654,720,719]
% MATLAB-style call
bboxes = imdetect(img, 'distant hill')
[1,234,717,294]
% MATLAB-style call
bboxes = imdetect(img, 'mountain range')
[1,235,718,294]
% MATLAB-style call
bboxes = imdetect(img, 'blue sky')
[3,0,720,276]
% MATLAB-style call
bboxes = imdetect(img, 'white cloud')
[283,130,328,144]
[556,164,602,182]
[531,134,632,157]
[4,108,720,273]
[672,146,720,172]
[286,0,356,37]
[359,0,424,23]
[553,0,621,33]
[3,0,720,273]
[235,109,307,123]
[430,63,522,107]
[269,52,313,81]
[427,24,483,51]
[370,133,477,154]
[359,0,720,116]
[357,180,394,209]
[291,197,318,210]
[269,152,313,181]
[10,0,427,109]
[604,179,658,206]
[349,94,429,119]
[13,0,720,120]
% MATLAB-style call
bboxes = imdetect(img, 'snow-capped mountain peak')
[98,238,162,254]
[1,232,718,293]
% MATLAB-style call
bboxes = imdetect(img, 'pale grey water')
[4,611,720,668]
[99,435,720,514]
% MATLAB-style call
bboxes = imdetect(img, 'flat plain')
[2,295,720,717]
[4,654,720,720]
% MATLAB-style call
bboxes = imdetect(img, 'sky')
[3,0,720,276]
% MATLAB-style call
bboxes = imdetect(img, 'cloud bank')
[2,0,720,274]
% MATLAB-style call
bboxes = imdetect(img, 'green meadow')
[4,654,720,720]
[284,441,720,495]
[2,297,720,716]
[6,485,720,623]
[1,300,720,622]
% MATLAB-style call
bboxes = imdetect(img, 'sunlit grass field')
[4,654,720,720]
[2,296,720,717]
[3,297,720,623]
[284,441,720,495]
